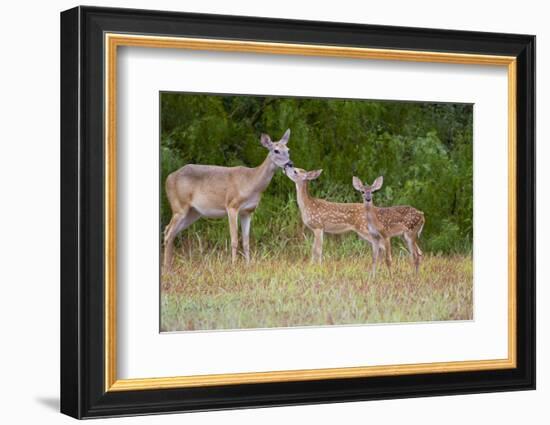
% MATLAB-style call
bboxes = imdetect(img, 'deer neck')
[364,200,387,237]
[250,155,278,193]
[364,200,377,218]
[296,181,313,212]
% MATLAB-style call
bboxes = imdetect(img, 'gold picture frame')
[104,33,517,392]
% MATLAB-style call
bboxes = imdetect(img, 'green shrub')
[160,94,472,255]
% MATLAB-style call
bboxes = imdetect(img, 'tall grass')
[161,247,473,332]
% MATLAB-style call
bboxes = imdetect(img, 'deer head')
[260,129,293,169]
[283,166,323,184]
[352,176,384,205]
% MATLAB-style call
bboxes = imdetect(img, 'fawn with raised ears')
[163,129,293,270]
[352,176,425,276]
[284,166,376,263]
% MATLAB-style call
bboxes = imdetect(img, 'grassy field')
[160,242,473,332]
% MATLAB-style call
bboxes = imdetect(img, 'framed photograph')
[60,6,535,419]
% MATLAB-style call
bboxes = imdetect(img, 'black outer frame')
[60,5,535,419]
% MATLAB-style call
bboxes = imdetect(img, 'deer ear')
[306,169,323,180]
[371,176,384,192]
[352,176,364,191]
[280,129,291,145]
[260,133,273,149]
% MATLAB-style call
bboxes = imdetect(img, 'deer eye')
[273,149,280,154]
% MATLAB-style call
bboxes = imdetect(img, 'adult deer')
[163,129,292,270]
[352,176,425,276]
[283,166,376,263]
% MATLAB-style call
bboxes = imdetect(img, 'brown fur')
[163,130,292,269]
[353,176,425,275]
[285,167,376,263]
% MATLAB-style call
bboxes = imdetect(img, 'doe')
[163,130,293,270]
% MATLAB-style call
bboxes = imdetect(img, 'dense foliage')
[160,93,473,254]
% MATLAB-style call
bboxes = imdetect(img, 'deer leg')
[371,240,380,279]
[383,238,393,277]
[404,233,419,273]
[414,219,424,260]
[414,240,423,258]
[356,232,378,279]
[373,238,388,279]
[227,208,239,263]
[163,207,200,270]
[415,240,423,273]
[312,228,324,263]
[163,213,181,271]
[402,233,414,262]
[240,212,252,264]
[413,235,422,273]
